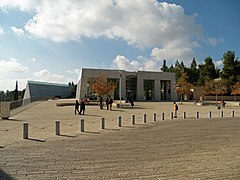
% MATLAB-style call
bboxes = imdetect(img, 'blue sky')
[0,0,239,91]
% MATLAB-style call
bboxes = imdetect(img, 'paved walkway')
[1,100,240,179]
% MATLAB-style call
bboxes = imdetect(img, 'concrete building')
[76,68,177,101]
[23,81,73,104]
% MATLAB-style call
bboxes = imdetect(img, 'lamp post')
[119,71,122,112]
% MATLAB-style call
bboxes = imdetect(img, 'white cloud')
[31,57,37,62]
[112,55,143,71]
[33,69,76,85]
[0,0,38,12]
[112,55,162,71]
[0,58,28,78]
[208,37,224,46]
[22,0,202,50]
[11,26,25,36]
[0,79,28,92]
[0,26,4,35]
[67,68,81,75]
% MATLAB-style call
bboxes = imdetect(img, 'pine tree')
[13,81,19,100]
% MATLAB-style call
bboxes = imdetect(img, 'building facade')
[23,81,73,104]
[76,68,177,101]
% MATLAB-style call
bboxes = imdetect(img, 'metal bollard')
[23,122,29,139]
[118,116,122,127]
[162,113,164,121]
[80,119,84,132]
[132,115,135,125]
[101,117,105,129]
[55,121,60,135]
[196,112,199,119]
[209,111,212,118]
[232,110,235,117]
[170,112,173,119]
[143,114,147,123]
[153,113,157,122]
[183,112,186,119]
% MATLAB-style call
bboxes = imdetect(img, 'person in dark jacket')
[75,100,80,115]
[80,100,85,115]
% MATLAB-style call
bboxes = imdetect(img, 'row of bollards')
[22,110,235,139]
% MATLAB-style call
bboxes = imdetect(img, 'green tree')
[221,50,239,90]
[188,58,199,85]
[197,57,217,86]
[13,81,19,100]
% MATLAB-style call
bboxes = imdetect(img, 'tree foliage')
[176,70,192,102]
[89,74,116,96]
[160,50,239,94]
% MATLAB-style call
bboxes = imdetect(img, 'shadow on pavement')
[0,169,14,180]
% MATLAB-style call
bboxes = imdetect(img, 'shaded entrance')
[161,80,171,100]
[144,80,154,101]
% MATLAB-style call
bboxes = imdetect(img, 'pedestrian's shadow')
[1,118,25,122]
[82,114,102,117]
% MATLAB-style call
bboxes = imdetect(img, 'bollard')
[209,111,212,118]
[143,114,147,123]
[23,122,29,139]
[101,117,105,129]
[55,121,60,135]
[183,112,186,119]
[153,113,157,122]
[221,111,224,118]
[161,113,164,121]
[170,112,173,119]
[118,116,122,127]
[80,119,84,132]
[196,112,199,119]
[132,115,135,125]
[232,110,235,117]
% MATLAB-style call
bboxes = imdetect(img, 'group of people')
[99,95,113,110]
[75,100,86,115]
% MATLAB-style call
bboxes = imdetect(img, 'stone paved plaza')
[1,100,240,179]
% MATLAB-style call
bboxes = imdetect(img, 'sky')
[0,0,239,91]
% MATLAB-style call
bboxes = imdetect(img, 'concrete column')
[154,80,161,101]
[80,119,84,132]
[183,112,186,119]
[153,113,157,122]
[55,121,60,135]
[137,77,144,101]
[132,115,135,125]
[23,122,29,139]
[209,111,212,118]
[221,111,224,118]
[100,117,105,129]
[196,112,199,119]
[143,114,147,123]
[1,102,10,119]
[118,116,122,127]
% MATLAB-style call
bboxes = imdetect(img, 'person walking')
[75,100,80,115]
[80,100,85,115]
[99,95,103,109]
[109,97,113,110]
[129,96,134,107]
[173,102,178,118]
[106,97,109,110]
